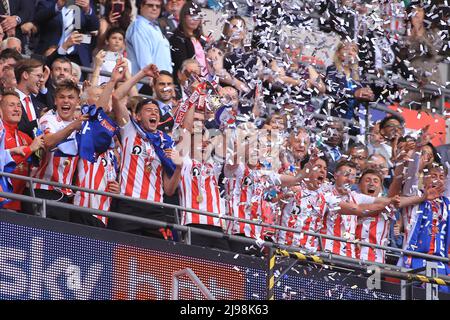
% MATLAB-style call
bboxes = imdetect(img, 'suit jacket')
[34,0,99,67]
[18,94,45,139]
[0,0,35,44]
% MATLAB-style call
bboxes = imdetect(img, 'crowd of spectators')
[0,0,450,284]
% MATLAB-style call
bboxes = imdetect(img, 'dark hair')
[52,57,73,69]
[0,48,23,62]
[348,141,369,154]
[156,70,174,80]
[424,142,440,165]
[178,1,203,40]
[135,98,161,115]
[105,0,132,30]
[379,114,405,130]
[54,80,81,97]
[222,15,246,42]
[359,168,384,183]
[14,59,44,83]
[423,162,448,176]
[104,26,126,43]
[335,160,357,173]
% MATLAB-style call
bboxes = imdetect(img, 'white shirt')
[15,88,37,121]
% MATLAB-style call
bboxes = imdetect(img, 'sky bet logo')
[0,237,104,300]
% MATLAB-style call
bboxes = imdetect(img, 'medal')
[63,159,71,167]
[196,194,203,203]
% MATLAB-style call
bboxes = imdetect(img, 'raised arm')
[113,64,159,101]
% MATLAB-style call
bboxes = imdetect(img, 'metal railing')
[1,171,449,265]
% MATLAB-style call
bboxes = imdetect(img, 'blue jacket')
[34,0,99,67]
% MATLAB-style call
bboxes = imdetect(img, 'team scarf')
[76,105,119,163]
[130,117,176,177]
[0,119,17,207]
[173,79,219,133]
[403,197,450,282]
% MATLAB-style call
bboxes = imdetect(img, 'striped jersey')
[119,121,164,202]
[32,110,78,195]
[322,189,375,258]
[224,164,280,239]
[277,184,328,251]
[355,210,393,263]
[73,149,118,224]
[179,157,225,228]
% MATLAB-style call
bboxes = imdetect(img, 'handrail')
[3,190,450,285]
[1,171,449,263]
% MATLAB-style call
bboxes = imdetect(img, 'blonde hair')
[333,41,360,81]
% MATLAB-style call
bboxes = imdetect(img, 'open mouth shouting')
[366,185,377,195]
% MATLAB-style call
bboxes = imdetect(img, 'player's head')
[334,161,357,192]
[304,156,328,190]
[423,162,447,191]
[135,98,161,132]
[358,169,383,196]
[54,80,81,121]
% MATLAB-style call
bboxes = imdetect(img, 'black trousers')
[107,198,176,240]
[22,188,72,221]
[186,224,230,251]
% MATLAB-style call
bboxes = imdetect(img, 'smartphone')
[81,34,92,44]
[112,3,124,14]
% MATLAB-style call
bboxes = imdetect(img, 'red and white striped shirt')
[73,149,117,225]
[224,164,280,239]
[179,157,225,228]
[119,121,164,202]
[322,189,375,258]
[32,110,78,195]
[355,210,393,263]
[277,184,328,251]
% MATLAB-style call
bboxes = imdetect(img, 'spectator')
[367,122,384,155]
[14,59,46,139]
[378,114,405,168]
[0,37,22,53]
[153,70,176,133]
[34,0,100,67]
[401,4,444,110]
[96,0,132,52]
[0,0,34,43]
[38,57,73,110]
[94,27,132,85]
[318,120,345,177]
[347,142,369,174]
[159,0,186,38]
[325,41,375,133]
[170,1,207,82]
[175,58,201,100]
[126,0,172,77]
[0,48,23,91]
